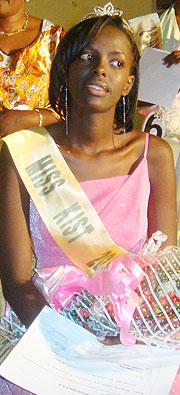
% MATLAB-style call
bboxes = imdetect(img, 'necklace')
[0,13,29,36]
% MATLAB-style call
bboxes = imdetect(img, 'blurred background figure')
[160,0,180,53]
[136,1,180,245]
[155,1,180,246]
[155,0,180,138]
[0,0,65,137]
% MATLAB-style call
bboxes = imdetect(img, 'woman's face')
[68,25,135,113]
[0,0,26,17]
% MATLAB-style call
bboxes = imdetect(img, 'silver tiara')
[82,2,134,34]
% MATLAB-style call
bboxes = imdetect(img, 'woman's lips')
[86,83,109,96]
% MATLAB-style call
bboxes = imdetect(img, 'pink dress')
[0,133,179,394]
[30,133,150,269]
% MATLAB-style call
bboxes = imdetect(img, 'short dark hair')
[49,15,140,132]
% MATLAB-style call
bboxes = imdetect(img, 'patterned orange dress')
[0,19,65,112]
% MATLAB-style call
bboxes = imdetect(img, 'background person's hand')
[0,108,60,137]
[162,50,180,67]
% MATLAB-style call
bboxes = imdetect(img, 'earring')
[112,95,127,149]
[65,81,69,136]
[122,96,126,146]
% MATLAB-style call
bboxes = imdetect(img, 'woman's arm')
[0,143,47,327]
[147,135,177,245]
[0,108,60,137]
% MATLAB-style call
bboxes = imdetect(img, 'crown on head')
[82,2,134,34]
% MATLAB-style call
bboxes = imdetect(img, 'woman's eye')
[80,53,93,61]
[111,60,124,68]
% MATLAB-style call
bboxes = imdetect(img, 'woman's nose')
[93,58,107,77]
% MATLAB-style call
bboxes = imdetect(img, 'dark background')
[157,0,173,14]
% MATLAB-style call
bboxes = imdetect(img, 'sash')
[1,127,130,277]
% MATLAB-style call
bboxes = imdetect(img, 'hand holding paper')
[138,47,180,107]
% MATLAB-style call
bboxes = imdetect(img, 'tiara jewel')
[82,2,122,19]
[82,2,134,34]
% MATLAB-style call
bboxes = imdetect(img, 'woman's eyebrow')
[108,50,127,58]
[84,45,127,58]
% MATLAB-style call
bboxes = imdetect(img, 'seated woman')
[0,3,177,393]
[0,0,65,136]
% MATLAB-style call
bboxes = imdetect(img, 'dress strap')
[144,132,149,158]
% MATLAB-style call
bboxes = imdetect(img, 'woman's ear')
[122,75,135,96]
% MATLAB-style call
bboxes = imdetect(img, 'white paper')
[0,306,180,395]
[138,47,180,107]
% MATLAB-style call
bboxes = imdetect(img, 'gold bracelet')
[35,108,43,127]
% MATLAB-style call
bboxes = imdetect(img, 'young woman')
[0,1,177,328]
[0,3,178,393]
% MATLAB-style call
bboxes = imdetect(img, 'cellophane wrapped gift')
[33,232,180,349]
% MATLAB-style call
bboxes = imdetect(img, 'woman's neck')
[66,108,116,154]
[0,10,26,34]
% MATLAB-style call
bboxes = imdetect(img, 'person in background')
[154,0,180,138]
[0,3,177,393]
[155,1,180,247]
[137,1,180,138]
[137,1,180,246]
[0,0,65,137]
[161,0,180,56]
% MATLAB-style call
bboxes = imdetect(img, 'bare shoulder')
[28,15,42,27]
[147,134,174,163]
[45,122,65,146]
[29,15,60,28]
[130,131,175,178]
[28,15,60,32]
[146,134,175,182]
[132,130,172,155]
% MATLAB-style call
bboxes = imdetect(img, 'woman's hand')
[97,335,121,345]
[162,50,180,67]
[82,322,121,345]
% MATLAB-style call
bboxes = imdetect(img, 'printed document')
[0,306,179,395]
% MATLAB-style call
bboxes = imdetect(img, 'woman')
[0,0,177,332]
[0,0,65,136]
[0,4,178,393]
